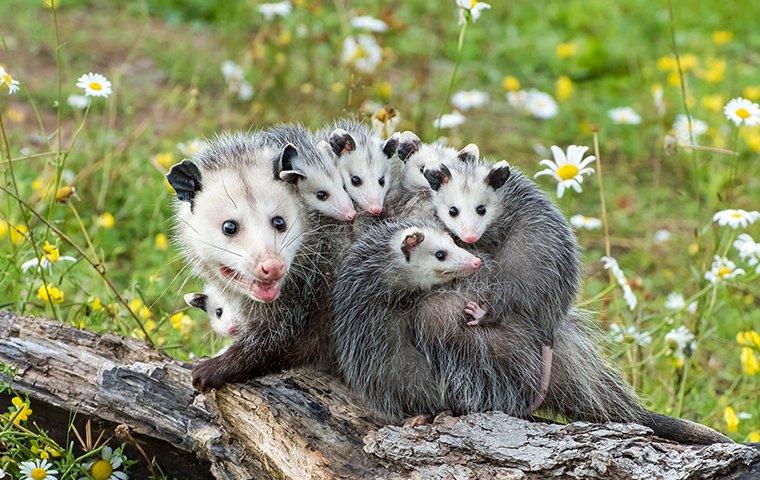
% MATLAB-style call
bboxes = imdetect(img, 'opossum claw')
[465,301,492,326]
[403,413,433,428]
[192,356,229,392]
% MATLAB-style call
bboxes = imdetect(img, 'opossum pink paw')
[464,301,491,326]
[403,413,433,428]
[192,357,229,392]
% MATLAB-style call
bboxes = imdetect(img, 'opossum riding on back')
[167,132,336,391]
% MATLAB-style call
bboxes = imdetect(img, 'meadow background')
[0,0,759,477]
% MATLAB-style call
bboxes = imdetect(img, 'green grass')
[0,0,759,466]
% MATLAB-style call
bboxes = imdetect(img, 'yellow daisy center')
[91,459,114,480]
[556,164,579,181]
[470,0,478,7]
[89,82,103,91]
[718,266,732,278]
[735,108,750,119]
[731,212,744,219]
[1,73,11,85]
[31,467,48,480]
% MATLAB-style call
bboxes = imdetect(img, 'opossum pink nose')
[344,208,357,221]
[368,205,383,216]
[462,233,479,244]
[257,258,285,281]
[471,257,482,269]
[228,325,239,335]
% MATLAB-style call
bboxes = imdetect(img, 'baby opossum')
[333,219,731,444]
[167,132,335,391]
[184,283,240,336]
[264,123,357,221]
[316,118,399,216]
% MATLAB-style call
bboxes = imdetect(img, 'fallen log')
[0,311,757,479]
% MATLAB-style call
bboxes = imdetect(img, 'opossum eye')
[351,175,362,187]
[476,205,487,216]
[271,216,287,232]
[215,307,223,318]
[435,250,447,261]
[222,220,239,236]
[378,177,385,187]
[449,206,459,217]
[316,190,329,201]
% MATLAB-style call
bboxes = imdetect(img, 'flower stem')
[435,20,468,138]
[592,131,611,259]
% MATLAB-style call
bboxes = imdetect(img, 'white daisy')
[371,105,401,137]
[608,106,642,125]
[704,255,745,283]
[523,89,558,120]
[19,458,59,480]
[450,90,490,111]
[569,214,602,231]
[734,234,760,272]
[456,0,491,24]
[258,1,292,21]
[221,61,244,84]
[21,255,76,274]
[80,446,128,480]
[609,323,652,347]
[665,325,697,360]
[237,81,254,101]
[723,97,760,126]
[350,15,388,32]
[0,66,21,94]
[534,145,595,198]
[341,35,382,73]
[177,138,208,157]
[600,256,638,311]
[713,209,760,229]
[433,111,466,129]
[738,411,753,420]
[75,72,112,98]
[67,94,90,110]
[506,90,528,108]
[652,84,665,117]
[653,229,672,244]
[664,292,697,314]
[672,114,708,145]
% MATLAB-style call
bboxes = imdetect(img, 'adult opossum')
[167,132,335,391]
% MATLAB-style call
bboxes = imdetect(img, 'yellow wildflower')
[667,71,680,87]
[0,219,7,239]
[31,443,60,460]
[555,75,574,102]
[680,54,698,70]
[740,347,759,375]
[170,312,194,337]
[105,303,120,317]
[501,75,520,92]
[153,152,175,170]
[31,178,44,191]
[736,331,760,348]
[748,431,760,443]
[43,0,59,8]
[688,243,699,255]
[155,233,169,251]
[744,86,760,101]
[129,298,153,320]
[723,406,739,433]
[277,30,292,46]
[10,224,28,246]
[55,185,76,203]
[90,297,103,312]
[701,94,724,113]
[10,396,32,424]
[701,59,725,84]
[330,82,344,93]
[711,30,733,46]
[555,42,577,59]
[375,81,392,100]
[42,241,60,263]
[37,283,65,304]
[657,56,677,71]
[744,130,760,153]
[96,212,115,229]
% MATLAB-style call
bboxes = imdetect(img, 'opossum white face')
[184,284,240,336]
[394,226,483,290]
[329,128,399,216]
[425,157,511,244]
[168,149,306,303]
[275,142,357,221]
[397,133,460,193]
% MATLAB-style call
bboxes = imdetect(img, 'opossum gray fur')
[167,131,336,391]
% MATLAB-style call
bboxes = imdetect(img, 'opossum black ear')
[167,160,202,207]
[423,164,452,191]
[397,131,421,162]
[273,144,304,183]
[457,143,480,163]
[485,161,510,190]
[184,293,208,312]
[382,132,400,158]
[400,228,426,262]
[329,128,356,157]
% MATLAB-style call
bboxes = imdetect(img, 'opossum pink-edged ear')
[184,292,208,312]
[400,227,425,262]
[329,128,357,157]
[423,163,452,191]
[382,132,400,158]
[457,143,480,163]
[166,160,202,206]
[397,131,421,162]
[273,144,306,184]
[316,140,339,164]
[485,160,511,190]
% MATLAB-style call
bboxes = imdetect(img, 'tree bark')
[0,311,757,479]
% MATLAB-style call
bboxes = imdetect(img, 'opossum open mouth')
[219,265,281,303]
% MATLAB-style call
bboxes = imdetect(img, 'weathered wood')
[1,311,758,480]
